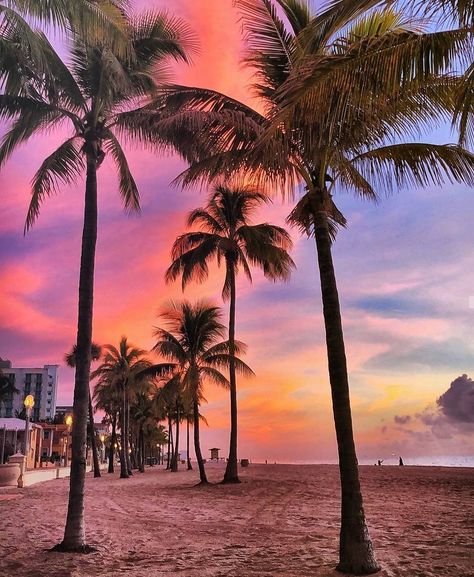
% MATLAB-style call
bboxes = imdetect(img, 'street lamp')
[100,434,105,463]
[64,414,73,466]
[23,394,35,463]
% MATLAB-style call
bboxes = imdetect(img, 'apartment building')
[0,360,59,421]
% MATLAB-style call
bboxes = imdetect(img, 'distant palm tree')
[91,337,152,480]
[130,391,157,473]
[167,184,294,483]
[64,342,102,478]
[0,9,195,552]
[94,379,120,474]
[149,301,253,484]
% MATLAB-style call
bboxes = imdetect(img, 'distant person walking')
[399,457,404,466]
[377,460,384,466]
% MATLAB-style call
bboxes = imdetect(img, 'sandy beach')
[0,463,473,577]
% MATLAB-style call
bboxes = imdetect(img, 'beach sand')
[0,463,473,577]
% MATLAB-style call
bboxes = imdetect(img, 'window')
[44,431,50,439]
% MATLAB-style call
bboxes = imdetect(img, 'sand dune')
[1,463,473,576]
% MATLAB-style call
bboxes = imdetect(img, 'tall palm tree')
[91,337,152,479]
[0,10,195,551]
[166,184,294,483]
[152,1,474,572]
[64,342,102,478]
[148,301,253,484]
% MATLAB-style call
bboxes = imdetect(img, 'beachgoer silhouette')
[377,459,384,466]
[399,457,404,466]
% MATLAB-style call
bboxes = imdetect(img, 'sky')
[1,0,473,465]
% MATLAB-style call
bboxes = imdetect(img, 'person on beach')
[399,457,404,466]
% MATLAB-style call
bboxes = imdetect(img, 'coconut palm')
[148,301,253,484]
[0,8,195,551]
[91,337,152,480]
[166,184,294,483]
[64,342,102,478]
[151,1,474,572]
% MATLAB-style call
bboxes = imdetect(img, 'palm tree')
[166,184,294,483]
[91,337,152,480]
[0,9,195,551]
[152,1,474,572]
[64,342,102,478]
[148,301,253,484]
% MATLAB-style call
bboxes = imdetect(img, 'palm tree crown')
[166,184,295,297]
[0,10,196,230]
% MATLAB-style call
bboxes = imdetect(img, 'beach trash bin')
[240,459,249,467]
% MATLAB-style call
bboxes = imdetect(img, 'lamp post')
[23,394,35,465]
[100,434,105,463]
[64,414,73,467]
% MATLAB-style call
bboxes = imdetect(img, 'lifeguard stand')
[209,448,220,461]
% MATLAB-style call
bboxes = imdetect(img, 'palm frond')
[166,235,220,289]
[0,99,68,168]
[104,132,140,213]
[26,137,84,231]
[199,366,230,388]
[351,142,474,193]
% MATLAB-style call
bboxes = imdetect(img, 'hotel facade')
[0,360,59,421]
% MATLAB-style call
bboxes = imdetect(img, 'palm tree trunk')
[166,414,172,470]
[224,262,240,483]
[313,206,379,575]
[193,399,207,484]
[186,417,192,470]
[108,412,116,474]
[119,396,128,479]
[88,391,101,478]
[140,426,146,473]
[130,436,138,470]
[125,390,132,475]
[171,401,180,472]
[56,151,98,551]
[138,427,145,472]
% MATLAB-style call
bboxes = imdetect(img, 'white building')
[0,360,59,421]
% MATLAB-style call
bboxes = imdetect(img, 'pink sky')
[1,0,473,463]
